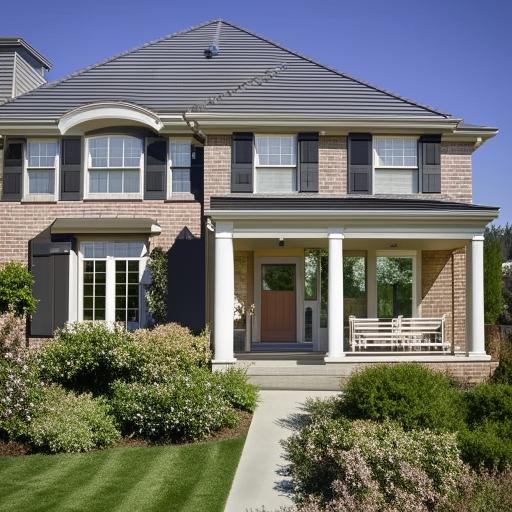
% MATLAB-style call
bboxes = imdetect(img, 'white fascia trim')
[206,208,499,223]
[58,102,164,135]
[166,113,461,131]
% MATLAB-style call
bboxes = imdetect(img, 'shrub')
[145,247,168,325]
[484,237,504,325]
[131,323,211,380]
[465,383,512,425]
[0,351,40,439]
[492,338,512,384]
[214,367,258,412]
[339,364,465,431]
[38,322,135,395]
[23,385,120,453]
[284,417,468,510]
[110,369,237,441]
[0,262,37,317]
[458,423,512,471]
[441,468,512,512]
[0,312,26,354]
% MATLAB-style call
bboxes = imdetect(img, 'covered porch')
[207,198,497,370]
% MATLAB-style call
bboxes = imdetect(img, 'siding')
[0,49,14,104]
[13,52,45,98]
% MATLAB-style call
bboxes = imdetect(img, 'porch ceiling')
[233,237,468,251]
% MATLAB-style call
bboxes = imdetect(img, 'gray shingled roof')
[0,20,451,122]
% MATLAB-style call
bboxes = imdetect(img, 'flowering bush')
[214,367,258,412]
[130,323,211,381]
[38,322,136,395]
[22,384,120,453]
[284,417,468,512]
[340,364,465,432]
[0,313,40,439]
[110,368,237,441]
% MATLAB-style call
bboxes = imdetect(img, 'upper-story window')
[255,135,297,193]
[86,136,143,197]
[373,136,418,194]
[169,139,192,194]
[25,140,58,197]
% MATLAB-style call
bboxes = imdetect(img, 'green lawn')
[0,436,245,512]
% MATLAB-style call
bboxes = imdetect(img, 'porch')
[207,197,497,381]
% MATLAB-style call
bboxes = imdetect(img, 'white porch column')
[325,229,345,361]
[466,235,487,357]
[213,222,236,364]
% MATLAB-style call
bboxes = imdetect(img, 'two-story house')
[0,20,499,387]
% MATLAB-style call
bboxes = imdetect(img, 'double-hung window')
[373,137,418,194]
[81,241,146,330]
[169,138,192,194]
[87,136,142,196]
[25,140,58,198]
[255,135,297,193]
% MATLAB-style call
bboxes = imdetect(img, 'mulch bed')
[0,411,253,456]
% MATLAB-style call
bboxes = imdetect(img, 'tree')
[0,261,37,317]
[484,236,504,324]
[145,248,168,325]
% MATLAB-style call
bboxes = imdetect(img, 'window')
[170,139,192,194]
[373,137,418,194]
[26,140,58,195]
[81,241,146,329]
[255,135,297,193]
[377,255,415,317]
[87,136,142,195]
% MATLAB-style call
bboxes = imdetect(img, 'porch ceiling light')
[278,238,285,247]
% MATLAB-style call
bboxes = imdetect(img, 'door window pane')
[82,260,107,321]
[377,256,413,317]
[262,264,295,291]
[115,260,140,328]
[304,250,319,300]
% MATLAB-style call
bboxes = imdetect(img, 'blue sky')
[1,0,510,223]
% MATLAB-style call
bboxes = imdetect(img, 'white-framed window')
[79,241,147,330]
[25,139,59,199]
[373,136,418,194]
[169,138,192,195]
[254,135,297,193]
[86,136,143,197]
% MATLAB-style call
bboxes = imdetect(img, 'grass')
[0,436,246,512]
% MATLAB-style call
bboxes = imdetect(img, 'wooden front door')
[261,264,296,342]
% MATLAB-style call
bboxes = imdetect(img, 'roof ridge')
[0,18,222,108]
[188,62,289,113]
[217,19,451,118]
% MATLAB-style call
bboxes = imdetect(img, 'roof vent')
[204,44,220,59]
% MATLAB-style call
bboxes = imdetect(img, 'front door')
[261,263,296,342]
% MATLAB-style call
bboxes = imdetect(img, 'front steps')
[228,352,498,390]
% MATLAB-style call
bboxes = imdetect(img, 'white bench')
[349,315,449,352]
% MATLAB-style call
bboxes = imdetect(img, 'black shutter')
[2,138,24,201]
[419,135,441,193]
[60,138,82,200]
[145,137,167,199]
[348,133,372,194]
[30,241,71,337]
[298,133,319,192]
[231,132,253,192]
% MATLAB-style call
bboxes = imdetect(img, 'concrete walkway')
[225,390,338,512]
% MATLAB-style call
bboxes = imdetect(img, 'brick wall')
[421,249,466,352]
[319,135,347,194]
[440,142,473,203]
[0,200,202,264]
[203,135,231,209]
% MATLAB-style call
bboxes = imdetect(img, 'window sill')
[165,193,196,202]
[21,195,57,204]
[83,195,143,202]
